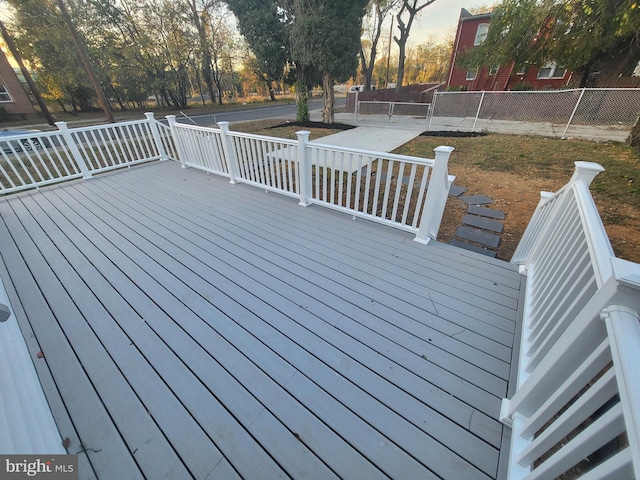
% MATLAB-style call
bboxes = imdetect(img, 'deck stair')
[492,64,514,91]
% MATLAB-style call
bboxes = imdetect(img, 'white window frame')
[474,23,489,46]
[466,69,477,81]
[488,66,498,76]
[537,63,567,79]
[0,85,12,103]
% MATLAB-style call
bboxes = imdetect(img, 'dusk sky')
[405,2,486,44]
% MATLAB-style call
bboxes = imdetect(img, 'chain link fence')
[428,88,640,141]
[355,101,431,129]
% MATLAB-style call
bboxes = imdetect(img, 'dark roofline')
[460,7,493,22]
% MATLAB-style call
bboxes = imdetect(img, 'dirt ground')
[438,165,640,263]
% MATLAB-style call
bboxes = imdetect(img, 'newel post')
[415,146,454,244]
[569,161,605,187]
[55,121,92,179]
[296,130,312,206]
[166,115,187,168]
[144,112,168,161]
[217,121,239,184]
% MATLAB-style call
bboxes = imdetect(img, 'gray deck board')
[102,170,509,399]
[131,169,515,354]
[0,161,523,480]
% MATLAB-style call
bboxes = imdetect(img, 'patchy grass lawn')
[397,134,640,263]
[230,120,640,263]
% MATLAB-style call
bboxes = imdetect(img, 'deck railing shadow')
[168,117,454,244]
[502,162,640,479]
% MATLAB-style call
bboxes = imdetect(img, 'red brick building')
[446,8,572,91]
[0,47,36,117]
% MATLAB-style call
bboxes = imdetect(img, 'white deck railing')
[0,276,65,453]
[0,112,178,195]
[168,118,454,243]
[503,162,640,479]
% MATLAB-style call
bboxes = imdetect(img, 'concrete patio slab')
[313,126,424,153]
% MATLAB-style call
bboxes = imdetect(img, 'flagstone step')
[467,205,506,220]
[455,225,501,249]
[462,214,504,233]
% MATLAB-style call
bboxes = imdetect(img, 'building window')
[466,69,477,80]
[537,63,567,79]
[0,85,12,103]
[474,23,489,46]
[488,66,498,75]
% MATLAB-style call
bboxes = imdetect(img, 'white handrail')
[0,275,65,453]
[1,112,175,195]
[169,121,453,242]
[503,162,640,479]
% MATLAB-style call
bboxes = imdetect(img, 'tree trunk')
[56,0,114,122]
[268,80,276,101]
[628,115,640,147]
[322,71,335,124]
[296,84,309,121]
[396,40,406,93]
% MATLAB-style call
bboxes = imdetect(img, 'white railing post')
[296,130,311,206]
[601,258,640,477]
[414,145,454,244]
[144,112,168,161]
[55,121,92,179]
[568,160,604,186]
[166,115,188,169]
[514,161,605,268]
[562,87,586,140]
[602,304,640,475]
[217,121,240,184]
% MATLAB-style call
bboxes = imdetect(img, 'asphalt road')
[173,97,345,127]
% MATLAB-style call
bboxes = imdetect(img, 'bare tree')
[359,0,400,91]
[393,0,435,92]
[186,0,221,104]
[56,0,115,121]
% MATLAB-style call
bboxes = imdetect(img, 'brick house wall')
[446,8,571,91]
[0,48,36,115]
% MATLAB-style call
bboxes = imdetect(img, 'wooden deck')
[0,160,524,480]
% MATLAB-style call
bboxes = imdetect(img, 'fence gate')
[354,99,432,129]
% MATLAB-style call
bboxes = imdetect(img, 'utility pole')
[385,16,393,89]
[0,20,56,125]
[56,0,115,123]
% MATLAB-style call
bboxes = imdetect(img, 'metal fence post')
[144,112,168,161]
[55,121,92,179]
[472,91,486,132]
[296,130,311,206]
[217,121,240,184]
[562,87,586,139]
[415,145,454,244]
[427,93,438,132]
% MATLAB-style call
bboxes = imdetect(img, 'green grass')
[395,134,640,211]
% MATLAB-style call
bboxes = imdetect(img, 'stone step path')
[447,188,507,258]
